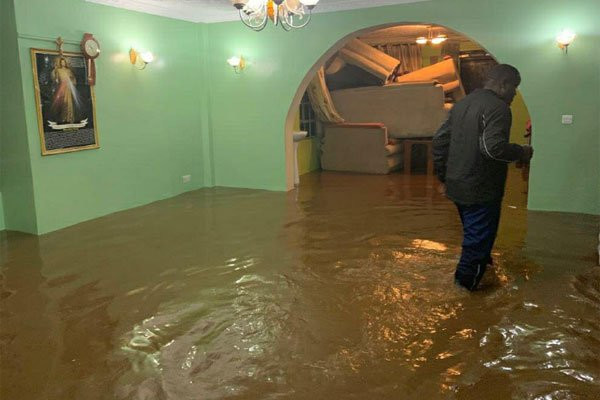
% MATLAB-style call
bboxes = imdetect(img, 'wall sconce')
[130,48,154,69]
[227,56,245,73]
[556,29,576,54]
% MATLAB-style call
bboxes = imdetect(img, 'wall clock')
[80,33,100,85]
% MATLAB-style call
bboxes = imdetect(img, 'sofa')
[330,81,448,139]
[321,123,402,174]
[320,56,465,174]
[395,58,466,103]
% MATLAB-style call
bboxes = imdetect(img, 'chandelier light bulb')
[245,0,265,12]
[431,34,447,45]
[233,0,317,30]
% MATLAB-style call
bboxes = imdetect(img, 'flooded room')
[1,0,599,399]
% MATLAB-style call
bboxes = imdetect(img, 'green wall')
[0,192,5,231]
[206,0,599,215]
[2,0,598,235]
[0,0,38,233]
[5,0,206,234]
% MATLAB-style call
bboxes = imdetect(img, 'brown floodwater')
[1,169,599,400]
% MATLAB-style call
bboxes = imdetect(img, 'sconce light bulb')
[556,29,576,46]
[141,51,154,64]
[227,56,242,67]
[416,37,428,45]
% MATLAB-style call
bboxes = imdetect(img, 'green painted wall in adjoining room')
[0,192,5,231]
[206,0,599,215]
[11,0,206,234]
[297,138,320,176]
[292,111,320,176]
[0,0,38,234]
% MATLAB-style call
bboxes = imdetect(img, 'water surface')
[1,170,599,399]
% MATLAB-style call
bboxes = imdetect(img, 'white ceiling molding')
[85,0,431,24]
[311,0,429,14]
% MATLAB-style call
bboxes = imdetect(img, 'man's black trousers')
[454,200,502,290]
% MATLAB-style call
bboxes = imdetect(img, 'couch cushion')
[387,153,403,171]
[385,143,402,156]
[395,58,458,85]
[395,58,466,101]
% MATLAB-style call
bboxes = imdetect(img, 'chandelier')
[416,26,448,45]
[230,0,320,31]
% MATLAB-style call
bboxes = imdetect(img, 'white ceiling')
[359,24,476,45]
[85,0,430,24]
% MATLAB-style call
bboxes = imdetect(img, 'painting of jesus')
[31,48,99,155]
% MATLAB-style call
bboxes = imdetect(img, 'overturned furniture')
[313,38,465,174]
[394,57,466,103]
[312,39,405,174]
[321,123,402,174]
[330,81,448,139]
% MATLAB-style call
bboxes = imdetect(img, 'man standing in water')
[433,64,534,291]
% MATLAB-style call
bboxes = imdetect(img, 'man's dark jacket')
[432,88,524,205]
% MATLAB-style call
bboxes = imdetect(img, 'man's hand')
[520,145,534,163]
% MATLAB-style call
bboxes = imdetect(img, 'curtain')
[441,41,461,65]
[375,43,422,75]
[339,39,401,82]
[306,67,345,124]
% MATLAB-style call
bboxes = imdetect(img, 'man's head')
[484,64,521,105]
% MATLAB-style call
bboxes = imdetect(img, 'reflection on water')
[1,169,599,400]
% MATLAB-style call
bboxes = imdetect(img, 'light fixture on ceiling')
[431,34,448,45]
[556,29,576,54]
[415,27,448,45]
[230,0,320,31]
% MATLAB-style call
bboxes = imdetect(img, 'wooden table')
[402,138,434,175]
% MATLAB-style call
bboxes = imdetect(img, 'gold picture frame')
[31,48,99,155]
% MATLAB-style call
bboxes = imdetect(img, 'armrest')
[325,122,389,144]
[330,122,386,129]
[322,123,397,173]
[441,80,461,93]
[388,80,438,87]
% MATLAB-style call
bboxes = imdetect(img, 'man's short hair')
[486,64,521,87]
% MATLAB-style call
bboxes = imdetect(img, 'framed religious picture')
[31,48,99,155]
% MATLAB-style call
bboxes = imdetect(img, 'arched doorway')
[284,23,531,195]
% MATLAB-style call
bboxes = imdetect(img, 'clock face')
[84,39,100,57]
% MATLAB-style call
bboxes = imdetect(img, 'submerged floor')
[1,169,599,400]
